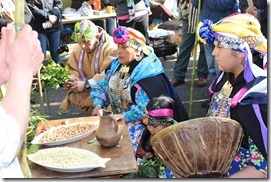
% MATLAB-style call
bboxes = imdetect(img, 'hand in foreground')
[0,23,44,83]
[6,24,44,78]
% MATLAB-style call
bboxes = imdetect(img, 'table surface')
[62,12,116,24]
[29,116,138,178]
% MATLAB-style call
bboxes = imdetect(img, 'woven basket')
[150,117,243,178]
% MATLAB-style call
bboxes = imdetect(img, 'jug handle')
[109,115,118,132]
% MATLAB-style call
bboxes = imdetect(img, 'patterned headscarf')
[198,13,267,154]
[112,26,146,49]
[197,13,267,83]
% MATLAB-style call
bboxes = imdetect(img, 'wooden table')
[62,12,116,25]
[29,116,138,178]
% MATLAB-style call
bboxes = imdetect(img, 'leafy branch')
[40,59,69,89]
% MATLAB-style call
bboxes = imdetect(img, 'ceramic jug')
[96,109,122,147]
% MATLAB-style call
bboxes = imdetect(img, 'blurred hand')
[48,15,57,24]
[0,24,12,84]
[2,24,43,81]
[246,7,258,18]
[42,21,53,29]
[91,105,101,116]
[63,75,81,90]
[69,80,85,93]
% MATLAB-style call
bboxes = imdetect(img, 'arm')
[0,24,43,158]
[123,84,150,122]
[90,71,111,109]
[228,166,267,178]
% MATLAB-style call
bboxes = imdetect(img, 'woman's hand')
[91,105,102,116]
[6,24,43,77]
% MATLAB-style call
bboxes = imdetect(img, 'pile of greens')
[40,59,69,89]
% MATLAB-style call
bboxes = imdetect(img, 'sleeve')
[49,0,63,19]
[27,3,49,20]
[90,71,111,108]
[0,106,21,168]
[123,84,150,123]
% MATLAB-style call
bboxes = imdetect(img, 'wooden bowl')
[150,117,244,178]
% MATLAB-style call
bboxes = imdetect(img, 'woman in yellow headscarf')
[198,13,267,178]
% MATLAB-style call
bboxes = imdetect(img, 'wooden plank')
[29,116,138,178]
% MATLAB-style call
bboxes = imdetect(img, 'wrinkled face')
[212,45,243,74]
[147,124,166,136]
[117,42,137,65]
[79,38,97,54]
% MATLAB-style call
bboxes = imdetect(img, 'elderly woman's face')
[117,42,137,65]
[79,38,97,54]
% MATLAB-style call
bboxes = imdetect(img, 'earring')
[135,52,142,61]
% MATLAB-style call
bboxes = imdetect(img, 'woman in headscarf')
[90,26,188,152]
[198,13,267,178]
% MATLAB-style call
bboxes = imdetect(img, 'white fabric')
[0,106,24,178]
[87,78,97,87]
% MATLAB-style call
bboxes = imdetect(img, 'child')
[126,0,150,23]
[136,95,178,178]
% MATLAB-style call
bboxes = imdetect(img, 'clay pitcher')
[96,109,122,147]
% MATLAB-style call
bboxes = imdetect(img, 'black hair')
[146,95,174,111]
[140,95,175,153]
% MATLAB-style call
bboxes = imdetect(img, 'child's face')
[147,124,166,136]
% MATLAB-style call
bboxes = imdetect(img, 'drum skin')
[150,117,244,178]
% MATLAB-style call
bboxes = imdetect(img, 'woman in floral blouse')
[90,26,188,152]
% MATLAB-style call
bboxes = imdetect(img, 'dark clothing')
[27,0,63,33]
[110,0,150,43]
[137,73,189,122]
[191,0,239,22]
[0,18,11,29]
[71,0,86,10]
[118,13,149,44]
[239,0,267,37]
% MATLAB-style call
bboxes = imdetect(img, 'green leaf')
[88,137,97,144]
[27,144,39,154]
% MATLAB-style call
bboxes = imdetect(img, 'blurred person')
[198,13,267,178]
[0,24,44,178]
[27,0,63,64]
[149,0,179,23]
[90,26,188,152]
[108,0,150,44]
[191,0,239,81]
[239,0,267,38]
[136,95,181,178]
[126,0,150,23]
[60,20,117,112]
[171,1,209,87]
